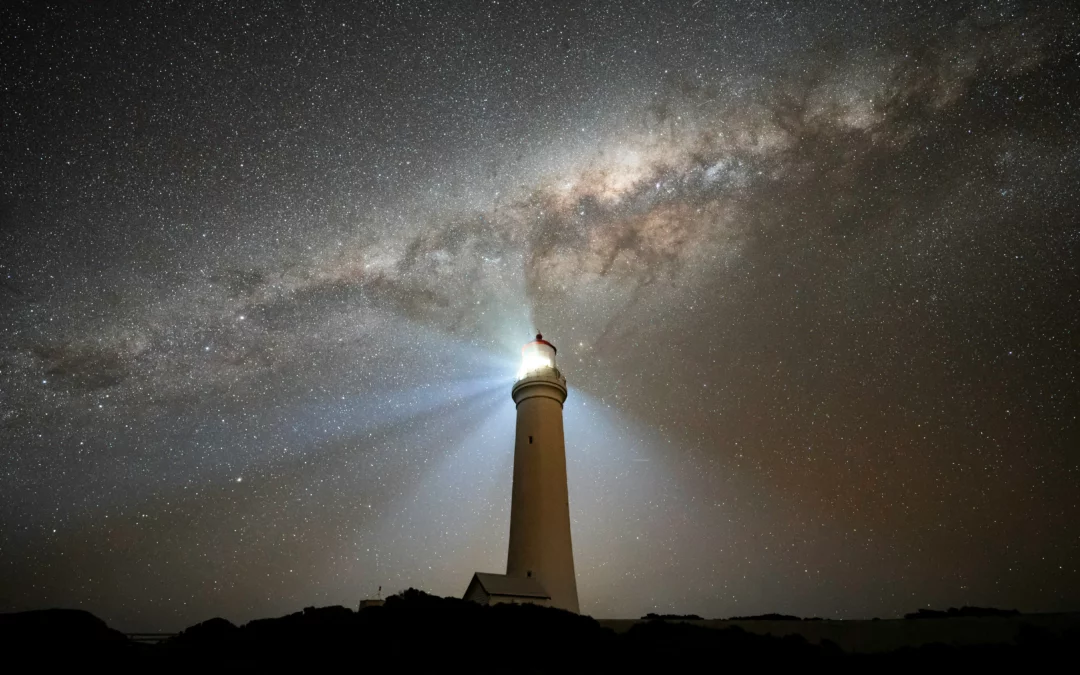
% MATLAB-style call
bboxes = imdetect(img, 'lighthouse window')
[529,436,533,444]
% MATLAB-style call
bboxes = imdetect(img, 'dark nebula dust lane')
[1,0,1078,630]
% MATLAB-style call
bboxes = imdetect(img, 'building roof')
[470,572,550,599]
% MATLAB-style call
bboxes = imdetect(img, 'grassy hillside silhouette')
[2,591,1077,669]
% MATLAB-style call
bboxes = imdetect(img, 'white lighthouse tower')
[506,334,579,613]
[464,333,580,614]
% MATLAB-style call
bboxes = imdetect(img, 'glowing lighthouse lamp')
[517,333,558,379]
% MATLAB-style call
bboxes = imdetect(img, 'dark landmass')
[0,608,129,644]
[643,612,704,620]
[905,606,1022,619]
[1,593,1076,669]
[726,613,823,621]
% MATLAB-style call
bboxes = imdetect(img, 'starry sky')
[1,0,1078,631]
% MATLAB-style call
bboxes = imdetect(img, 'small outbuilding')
[463,572,551,607]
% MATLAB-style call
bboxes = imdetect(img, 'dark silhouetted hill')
[155,591,1077,669]
[727,613,822,621]
[160,588,615,668]
[5,596,1079,669]
[0,609,136,659]
[642,612,704,620]
[168,616,239,651]
[905,606,1021,619]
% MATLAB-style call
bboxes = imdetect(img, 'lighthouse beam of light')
[28,321,527,624]
[562,386,756,618]
[42,314,515,531]
[329,309,536,596]
[356,386,519,597]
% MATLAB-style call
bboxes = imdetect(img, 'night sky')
[1,1,1078,631]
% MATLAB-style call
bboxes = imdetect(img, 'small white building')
[463,572,551,607]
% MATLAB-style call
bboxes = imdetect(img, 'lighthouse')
[506,334,579,613]
[464,333,580,613]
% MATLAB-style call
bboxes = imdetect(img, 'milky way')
[1,1,1078,630]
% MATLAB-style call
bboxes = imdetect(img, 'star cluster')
[1,0,1078,630]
